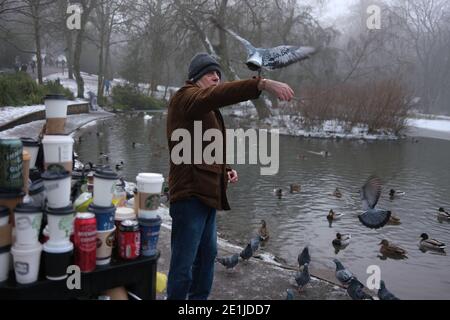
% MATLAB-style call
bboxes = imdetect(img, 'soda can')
[118,220,140,260]
[73,212,97,272]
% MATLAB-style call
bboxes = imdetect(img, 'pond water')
[74,111,450,300]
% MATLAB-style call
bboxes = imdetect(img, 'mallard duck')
[419,233,446,250]
[333,188,342,198]
[258,220,269,241]
[387,214,401,225]
[115,161,124,170]
[290,184,300,193]
[327,209,344,221]
[99,152,109,161]
[379,239,407,258]
[438,207,450,219]
[332,233,351,246]
[389,189,405,199]
[273,188,283,198]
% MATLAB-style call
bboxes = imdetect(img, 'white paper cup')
[96,226,116,265]
[45,95,68,119]
[43,241,73,280]
[14,204,43,246]
[11,243,42,284]
[136,173,164,194]
[0,246,11,282]
[46,206,75,245]
[42,135,74,167]
[41,170,71,208]
[21,138,40,169]
[93,168,119,207]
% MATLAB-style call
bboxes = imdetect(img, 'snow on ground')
[44,72,100,99]
[408,118,450,133]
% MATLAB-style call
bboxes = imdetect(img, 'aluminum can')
[118,219,140,260]
[73,212,97,272]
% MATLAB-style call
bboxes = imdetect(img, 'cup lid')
[11,242,42,254]
[20,137,40,147]
[41,167,70,180]
[94,167,118,180]
[45,94,66,100]
[14,203,42,214]
[115,207,135,221]
[46,205,75,216]
[0,245,11,254]
[0,206,9,218]
[29,179,45,195]
[88,203,116,212]
[44,241,73,253]
[136,173,164,183]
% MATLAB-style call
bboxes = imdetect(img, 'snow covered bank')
[407,118,450,133]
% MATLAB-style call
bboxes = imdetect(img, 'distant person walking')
[20,63,28,72]
[104,79,111,96]
[61,60,66,75]
[30,60,36,73]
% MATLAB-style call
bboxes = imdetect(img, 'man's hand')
[227,169,239,184]
[258,79,294,102]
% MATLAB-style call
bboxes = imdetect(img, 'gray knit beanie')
[188,53,222,82]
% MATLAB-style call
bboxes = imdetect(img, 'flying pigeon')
[333,259,353,286]
[378,280,400,300]
[295,263,311,291]
[347,278,373,300]
[211,19,316,73]
[216,253,239,270]
[358,176,392,229]
[297,246,311,268]
[240,243,253,261]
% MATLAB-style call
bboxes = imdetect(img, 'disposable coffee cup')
[136,173,164,219]
[20,138,40,170]
[41,169,71,208]
[11,242,42,284]
[43,241,73,280]
[14,204,43,246]
[0,245,11,282]
[46,205,75,245]
[0,191,25,227]
[88,204,116,231]
[42,135,74,173]
[28,179,46,210]
[96,226,116,265]
[93,168,118,207]
[138,216,161,257]
[45,95,68,135]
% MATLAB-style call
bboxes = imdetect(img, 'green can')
[0,138,23,192]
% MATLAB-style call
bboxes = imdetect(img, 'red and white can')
[118,220,140,260]
[73,212,97,272]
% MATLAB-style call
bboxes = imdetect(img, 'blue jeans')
[167,197,217,300]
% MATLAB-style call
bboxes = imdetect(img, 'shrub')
[111,84,165,110]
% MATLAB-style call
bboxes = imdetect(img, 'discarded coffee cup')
[43,241,73,280]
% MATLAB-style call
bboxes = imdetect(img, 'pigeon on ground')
[378,280,400,300]
[347,278,373,300]
[358,176,392,229]
[216,254,239,270]
[250,237,260,252]
[333,259,353,286]
[298,246,311,268]
[295,263,311,291]
[240,243,253,261]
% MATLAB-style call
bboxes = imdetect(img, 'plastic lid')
[115,207,136,221]
[43,241,73,254]
[11,242,42,254]
[0,206,9,218]
[119,219,139,232]
[29,179,45,195]
[88,203,116,212]
[20,137,39,147]
[0,191,25,199]
[45,94,66,100]
[136,173,164,183]
[94,167,118,180]
[14,203,42,214]
[41,168,70,181]
[46,205,75,216]
[42,135,74,144]
[0,245,11,254]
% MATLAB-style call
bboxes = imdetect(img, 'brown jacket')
[166,78,262,210]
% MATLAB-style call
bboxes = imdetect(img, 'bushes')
[296,79,412,134]
[111,84,165,110]
[0,72,74,107]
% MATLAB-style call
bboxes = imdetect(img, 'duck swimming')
[419,233,446,250]
[289,184,301,193]
[332,233,351,246]
[327,209,344,221]
[438,207,450,219]
[387,214,401,225]
[389,189,405,199]
[333,188,342,198]
[379,239,407,258]
[115,161,124,170]
[258,220,269,241]
[273,188,283,198]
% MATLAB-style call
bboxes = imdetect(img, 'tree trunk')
[74,28,85,99]
[66,30,74,79]
[32,4,43,84]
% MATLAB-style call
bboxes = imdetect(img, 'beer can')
[74,212,97,272]
[119,220,140,260]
